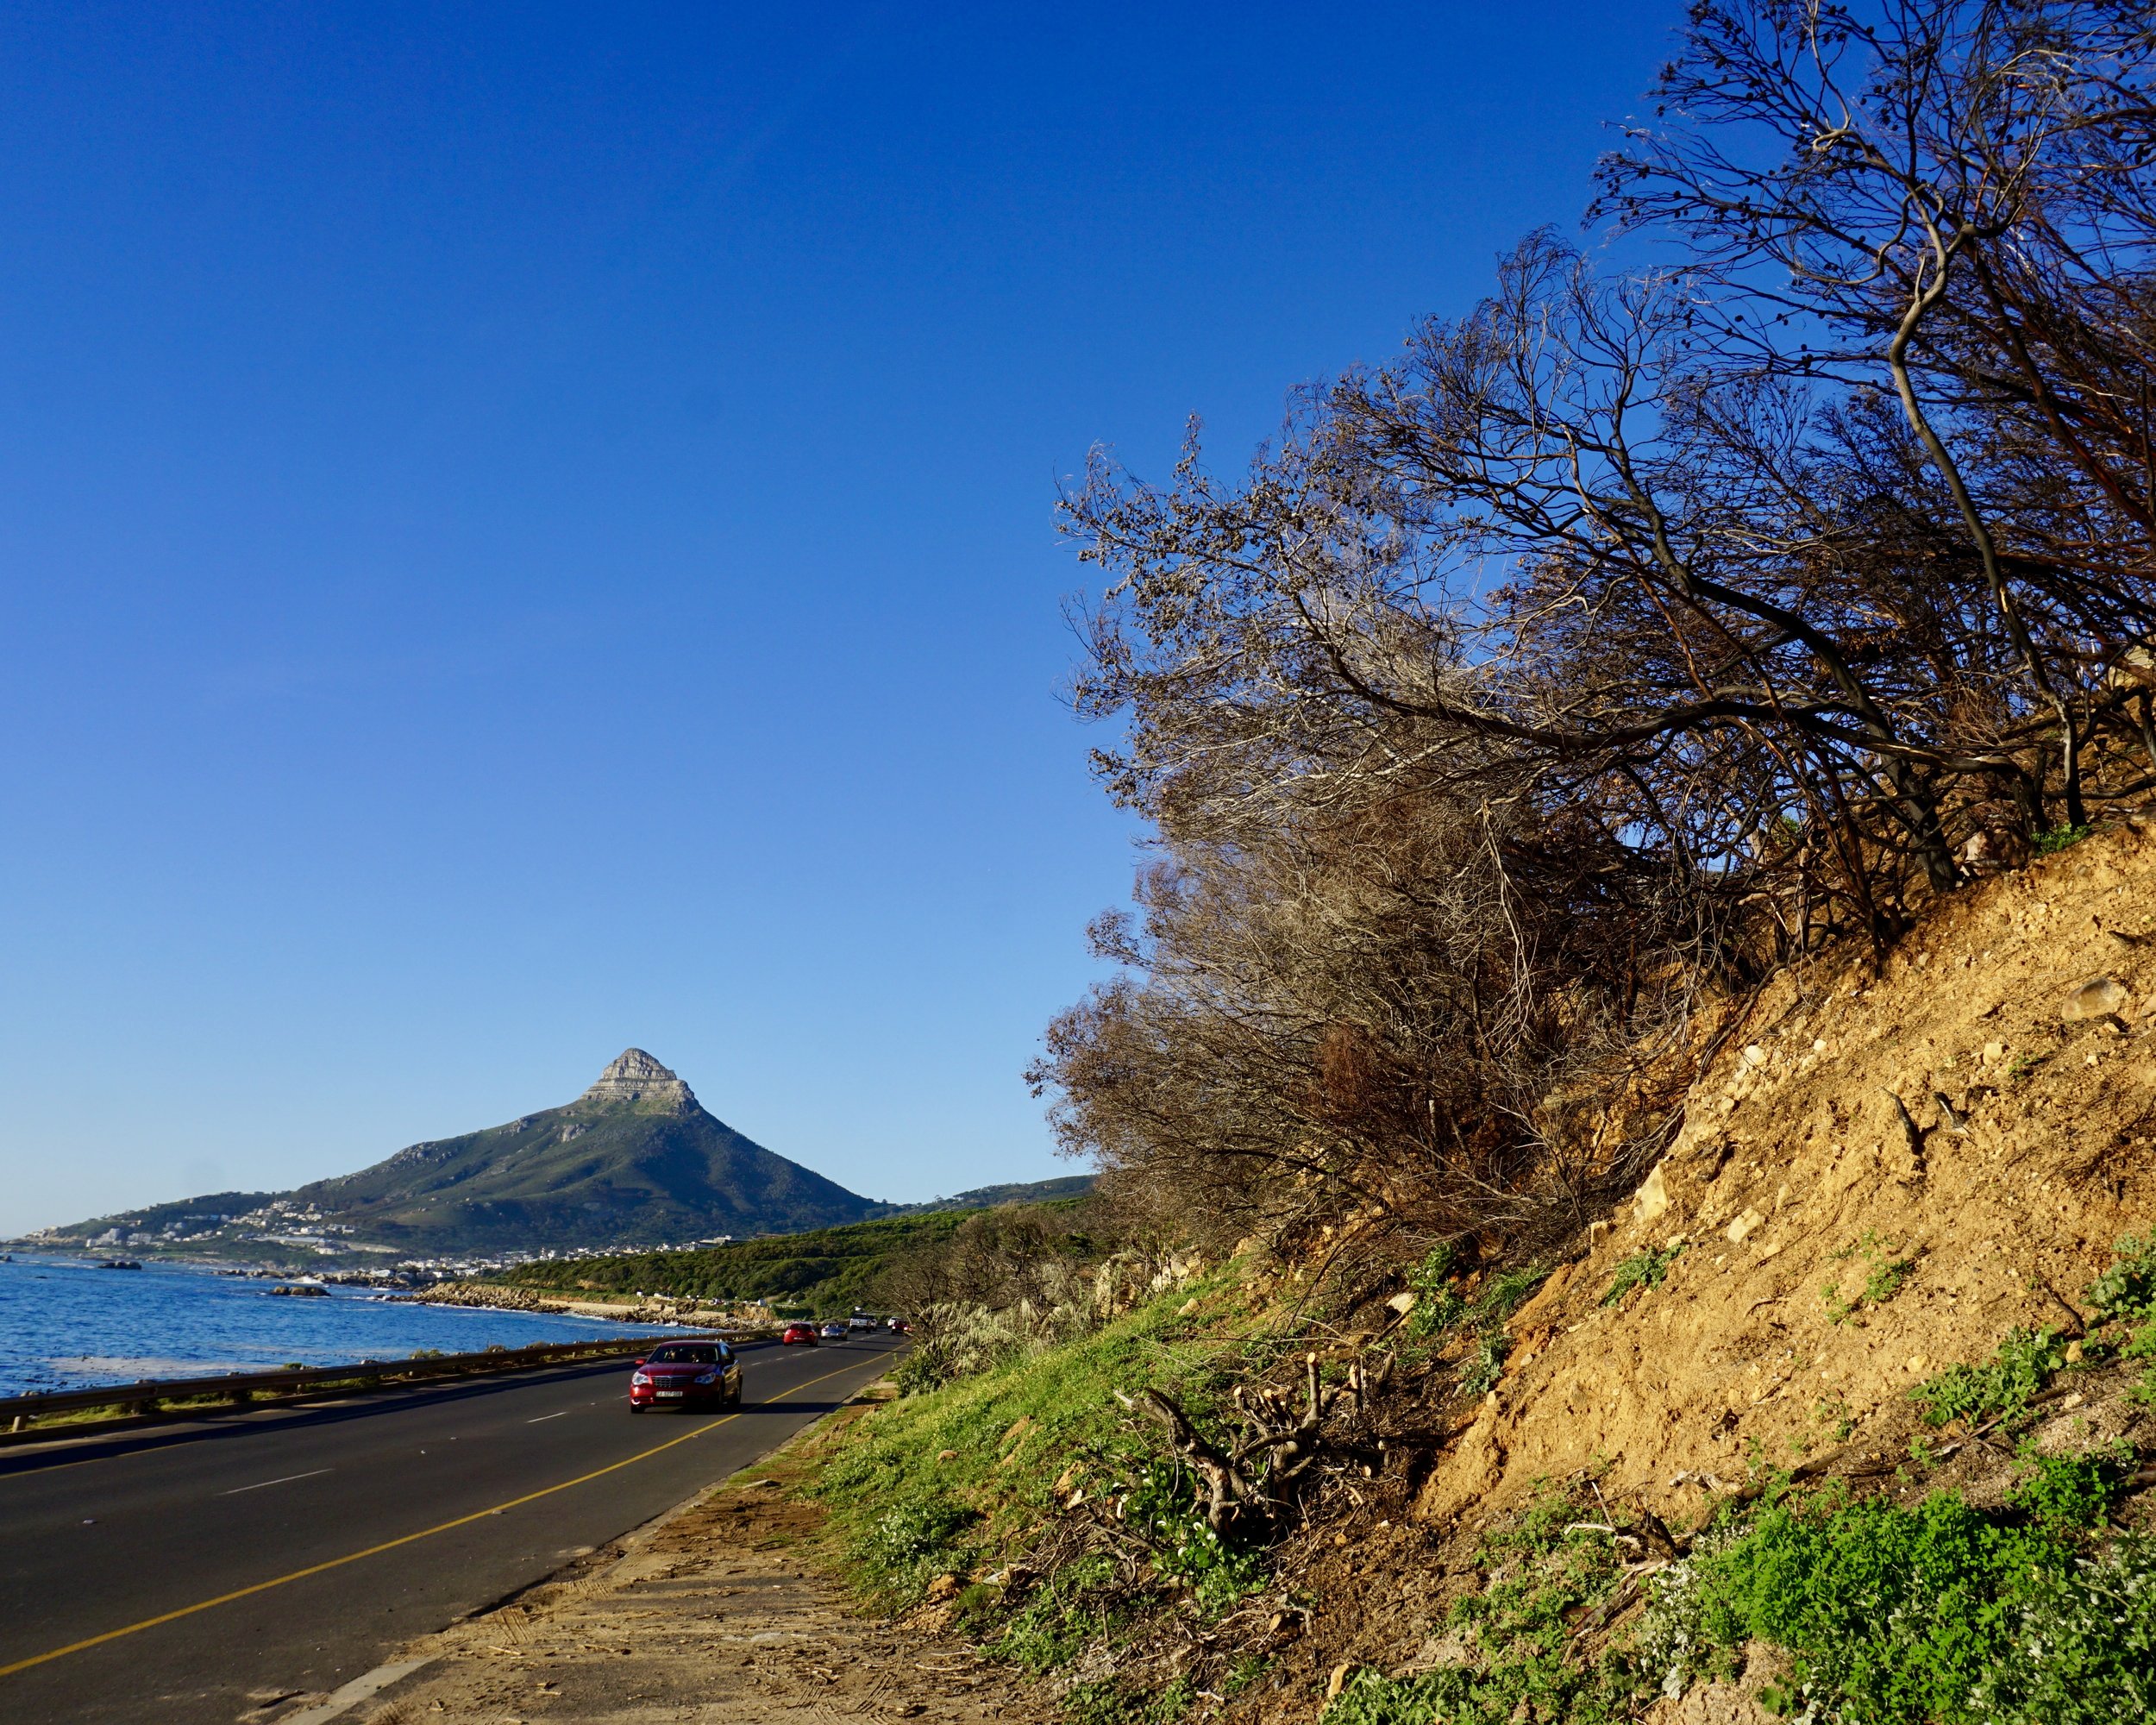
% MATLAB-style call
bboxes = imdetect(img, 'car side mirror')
[633,1358,646,1367]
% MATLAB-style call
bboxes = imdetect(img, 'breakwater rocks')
[393,1281,571,1315]
[395,1280,745,1329]
[266,1283,330,1297]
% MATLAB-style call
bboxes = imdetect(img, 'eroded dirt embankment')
[1415,820,2156,1533]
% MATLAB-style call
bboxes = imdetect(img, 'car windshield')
[645,1345,724,1364]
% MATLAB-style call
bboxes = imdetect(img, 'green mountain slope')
[36,1051,881,1258]
[288,1050,875,1251]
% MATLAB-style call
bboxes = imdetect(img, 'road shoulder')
[323,1384,1044,1724]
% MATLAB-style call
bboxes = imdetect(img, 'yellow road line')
[0,1356,871,1679]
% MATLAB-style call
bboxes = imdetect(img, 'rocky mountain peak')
[579,1048,697,1112]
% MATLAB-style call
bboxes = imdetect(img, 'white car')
[847,1314,874,1332]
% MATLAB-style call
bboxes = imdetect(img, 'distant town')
[9,1195,756,1286]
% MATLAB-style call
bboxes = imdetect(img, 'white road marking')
[218,1467,332,1496]
[526,1411,567,1424]
[279,1657,434,1724]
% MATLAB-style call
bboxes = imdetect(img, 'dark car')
[780,1321,818,1346]
[629,1341,742,1412]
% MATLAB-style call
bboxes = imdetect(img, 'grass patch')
[1821,1234,1916,1324]
[811,1272,1279,1611]
[859,1493,980,1596]
[1601,1243,1684,1307]
[1476,1264,1550,1324]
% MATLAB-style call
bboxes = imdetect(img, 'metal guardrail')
[0,1331,762,1434]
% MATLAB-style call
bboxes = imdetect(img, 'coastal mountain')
[38,1051,885,1259]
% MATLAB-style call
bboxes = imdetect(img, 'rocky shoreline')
[392,1280,751,1330]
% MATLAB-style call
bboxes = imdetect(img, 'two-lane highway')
[0,1334,901,1724]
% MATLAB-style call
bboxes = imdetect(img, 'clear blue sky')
[0,2,1680,1233]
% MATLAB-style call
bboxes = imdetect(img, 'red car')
[628,1341,742,1412]
[780,1321,818,1346]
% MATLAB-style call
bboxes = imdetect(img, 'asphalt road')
[0,1333,902,1725]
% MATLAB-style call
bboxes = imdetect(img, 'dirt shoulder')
[349,1393,1047,1725]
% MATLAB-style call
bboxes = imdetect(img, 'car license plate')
[656,1390,684,1399]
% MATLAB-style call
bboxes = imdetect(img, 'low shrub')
[2010,1444,2134,1535]
[1328,1441,2153,1725]
[1908,1328,2066,1430]
[1118,1457,1266,1611]
[858,1491,978,1599]
[1460,1333,1511,1396]
[2088,1233,2156,1321]
[1639,1446,2153,1725]
[1965,1534,2156,1723]
[1601,1243,1683,1307]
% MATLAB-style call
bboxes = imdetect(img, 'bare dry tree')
[1035,0,2156,1263]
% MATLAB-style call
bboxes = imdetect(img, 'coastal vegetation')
[493,1193,1107,1320]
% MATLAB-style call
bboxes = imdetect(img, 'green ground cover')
[496,1212,975,1317]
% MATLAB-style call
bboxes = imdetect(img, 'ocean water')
[0,1254,675,1398]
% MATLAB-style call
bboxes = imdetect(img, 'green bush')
[1118,1458,1264,1611]
[1601,1243,1683,1307]
[1965,1534,2156,1723]
[1908,1328,2066,1429]
[858,1492,978,1598]
[2088,1233,2156,1320]
[1406,1243,1467,1337]
[1460,1333,1511,1396]
[1677,1490,2058,1721]
[2011,1445,2133,1535]
[1640,1451,2153,1725]
[1323,1446,2153,1725]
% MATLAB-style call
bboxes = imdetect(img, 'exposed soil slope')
[1413,820,2156,1532]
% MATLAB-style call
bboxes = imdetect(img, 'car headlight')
[694,1371,718,1384]
[632,1371,651,1385]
